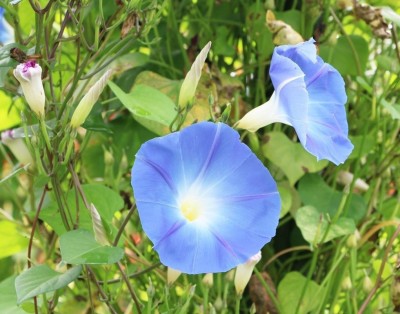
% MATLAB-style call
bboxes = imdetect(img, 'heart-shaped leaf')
[295,206,355,246]
[15,265,82,304]
[278,272,322,314]
[262,132,328,185]
[109,81,177,135]
[60,229,124,264]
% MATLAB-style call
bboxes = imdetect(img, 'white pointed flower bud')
[178,42,211,108]
[13,61,45,117]
[167,267,181,285]
[70,70,112,128]
[1,130,33,165]
[234,251,261,295]
[202,273,213,287]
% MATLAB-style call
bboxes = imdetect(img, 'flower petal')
[237,38,353,164]
[131,122,280,274]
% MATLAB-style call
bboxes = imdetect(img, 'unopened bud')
[178,42,211,108]
[13,61,45,117]
[234,251,262,295]
[70,70,112,128]
[147,277,155,298]
[346,230,361,248]
[363,276,374,293]
[341,276,352,291]
[202,273,213,287]
[167,267,181,285]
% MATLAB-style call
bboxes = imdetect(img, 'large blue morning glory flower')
[236,38,353,165]
[131,122,280,274]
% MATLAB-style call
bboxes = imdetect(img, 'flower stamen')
[180,199,201,222]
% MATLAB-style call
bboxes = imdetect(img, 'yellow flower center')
[180,199,201,222]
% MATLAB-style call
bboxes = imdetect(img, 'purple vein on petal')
[190,123,222,188]
[207,225,240,262]
[135,155,177,194]
[199,152,252,196]
[135,200,179,209]
[153,220,185,249]
[305,63,328,87]
[210,211,277,239]
[177,133,187,190]
[209,192,279,203]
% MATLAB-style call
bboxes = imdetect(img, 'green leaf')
[109,81,177,135]
[0,221,29,259]
[381,98,400,120]
[59,229,124,264]
[298,174,366,222]
[0,276,29,314]
[135,71,181,102]
[15,265,82,304]
[349,134,376,159]
[40,184,124,236]
[135,70,214,127]
[278,272,322,314]
[295,206,356,246]
[262,132,328,185]
[0,90,22,131]
[319,35,369,76]
[278,183,292,218]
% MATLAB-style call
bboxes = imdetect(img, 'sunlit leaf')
[0,91,22,131]
[109,81,177,135]
[278,272,322,314]
[0,221,28,259]
[295,206,356,246]
[262,132,328,185]
[15,265,82,304]
[298,174,367,222]
[381,98,400,120]
[319,35,369,76]
[0,276,29,314]
[60,229,124,264]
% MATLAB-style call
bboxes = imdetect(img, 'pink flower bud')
[13,61,45,117]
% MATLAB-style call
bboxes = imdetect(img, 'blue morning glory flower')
[0,8,14,45]
[131,122,280,274]
[236,38,353,165]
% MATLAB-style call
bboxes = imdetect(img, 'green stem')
[235,295,241,314]
[39,118,52,152]
[254,268,282,313]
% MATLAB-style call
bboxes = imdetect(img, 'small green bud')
[202,273,213,287]
[341,276,352,291]
[346,230,360,248]
[363,276,374,293]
